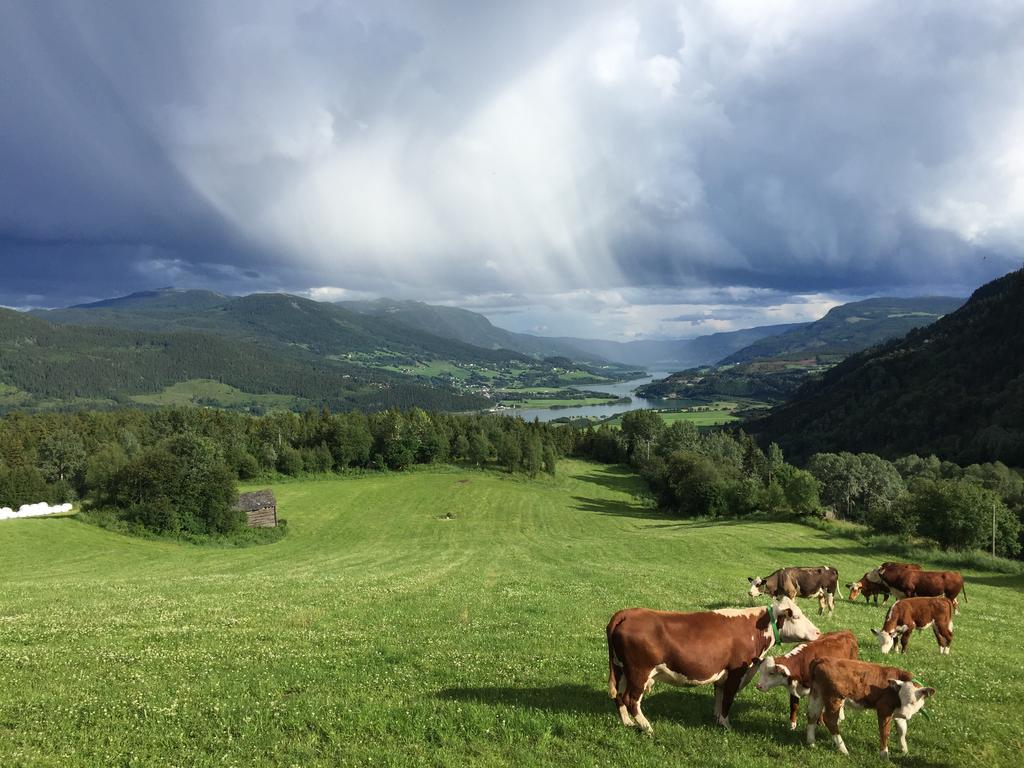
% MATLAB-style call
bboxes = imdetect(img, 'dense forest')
[0,309,486,412]
[752,268,1024,465]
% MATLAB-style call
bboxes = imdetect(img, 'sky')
[2,1,1023,340]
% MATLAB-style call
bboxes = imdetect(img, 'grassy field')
[601,404,742,428]
[130,379,301,410]
[1,461,1021,767]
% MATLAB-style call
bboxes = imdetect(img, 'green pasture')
[1,461,1020,766]
[130,379,301,410]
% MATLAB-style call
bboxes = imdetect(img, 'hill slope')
[1,462,1020,766]
[752,270,1024,464]
[0,308,486,413]
[339,298,602,361]
[722,296,963,365]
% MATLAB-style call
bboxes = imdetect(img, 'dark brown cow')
[606,596,821,732]
[878,564,966,610]
[747,566,839,615]
[755,630,859,729]
[807,658,935,759]
[871,597,955,655]
[847,571,891,604]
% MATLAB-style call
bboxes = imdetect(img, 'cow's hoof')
[789,721,798,731]
[880,749,890,760]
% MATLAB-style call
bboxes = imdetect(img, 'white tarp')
[0,502,74,520]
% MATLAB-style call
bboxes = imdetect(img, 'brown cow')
[806,658,935,759]
[847,571,891,604]
[606,596,820,732]
[878,564,966,610]
[747,566,839,615]
[755,630,858,730]
[871,597,955,655]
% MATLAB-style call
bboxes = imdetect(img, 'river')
[494,372,673,423]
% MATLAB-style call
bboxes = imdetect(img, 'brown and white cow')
[606,596,820,732]
[806,658,935,760]
[747,566,839,615]
[871,597,955,655]
[847,570,892,604]
[755,630,859,729]
[877,564,966,610]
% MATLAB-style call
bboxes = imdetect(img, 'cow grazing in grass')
[847,571,891,604]
[756,630,859,730]
[806,658,935,760]
[747,566,839,615]
[606,596,821,733]
[871,597,955,655]
[876,564,966,610]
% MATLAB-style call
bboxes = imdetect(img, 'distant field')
[1,461,1021,766]
[602,403,744,427]
[130,379,301,410]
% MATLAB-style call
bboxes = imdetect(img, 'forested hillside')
[721,296,963,364]
[753,269,1024,465]
[638,296,961,404]
[0,309,486,413]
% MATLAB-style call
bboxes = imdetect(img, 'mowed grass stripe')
[1,460,1021,767]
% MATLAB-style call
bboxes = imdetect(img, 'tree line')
[0,408,568,536]
[570,411,1023,559]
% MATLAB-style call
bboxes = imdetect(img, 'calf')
[755,630,859,730]
[606,596,820,732]
[878,565,966,610]
[807,658,935,759]
[747,566,839,615]
[847,571,891,604]
[871,597,955,655]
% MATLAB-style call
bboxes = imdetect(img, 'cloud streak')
[1,1,1022,336]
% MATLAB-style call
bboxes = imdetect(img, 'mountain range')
[752,270,1024,465]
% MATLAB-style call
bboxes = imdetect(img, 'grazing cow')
[756,630,859,730]
[747,566,839,615]
[606,596,821,732]
[871,597,955,655]
[877,565,966,610]
[806,658,935,760]
[847,571,891,604]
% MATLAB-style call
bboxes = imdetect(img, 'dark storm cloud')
[1,1,1021,334]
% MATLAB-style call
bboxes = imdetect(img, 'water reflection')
[493,372,674,423]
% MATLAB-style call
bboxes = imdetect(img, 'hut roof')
[233,489,276,512]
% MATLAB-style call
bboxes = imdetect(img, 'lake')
[494,372,673,423]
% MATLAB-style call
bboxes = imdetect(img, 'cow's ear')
[747,577,755,583]
[918,687,936,699]
[889,679,906,690]
[871,628,881,637]
[897,624,910,635]
[844,582,853,588]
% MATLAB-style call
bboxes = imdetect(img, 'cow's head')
[846,581,863,601]
[773,596,821,642]
[890,679,935,719]
[871,625,908,654]
[755,656,794,692]
[747,576,766,598]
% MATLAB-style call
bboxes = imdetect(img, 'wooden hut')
[234,489,277,528]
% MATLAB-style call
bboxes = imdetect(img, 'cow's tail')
[606,612,628,699]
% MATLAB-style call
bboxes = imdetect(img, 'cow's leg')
[713,683,725,723]
[623,668,653,733]
[615,673,635,727]
[878,713,893,760]
[806,693,823,747]
[900,632,911,654]
[788,691,800,730]
[823,700,846,755]
[894,717,909,753]
[828,591,836,615]
[817,591,826,615]
[935,622,953,655]
[717,667,748,729]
